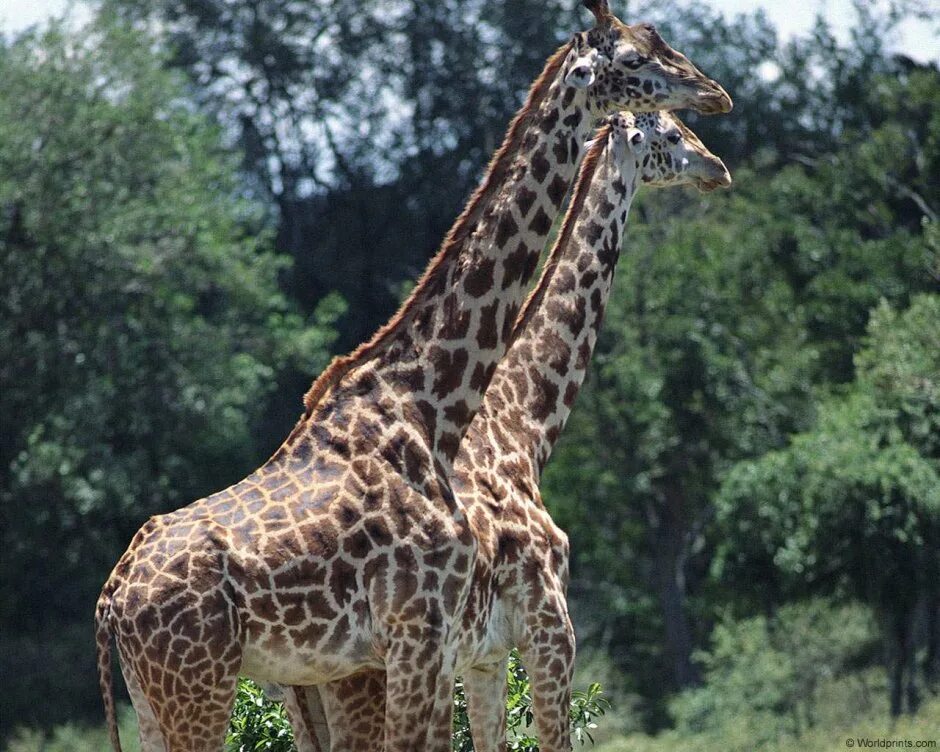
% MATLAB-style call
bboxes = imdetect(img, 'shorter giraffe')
[285,111,730,751]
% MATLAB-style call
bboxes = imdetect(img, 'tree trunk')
[647,481,700,689]
[925,591,940,692]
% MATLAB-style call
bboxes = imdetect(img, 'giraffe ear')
[565,47,599,89]
[625,127,645,152]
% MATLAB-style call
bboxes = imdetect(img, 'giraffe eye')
[621,55,643,69]
[667,132,681,144]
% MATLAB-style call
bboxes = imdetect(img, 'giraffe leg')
[321,671,387,751]
[283,685,330,752]
[383,626,458,752]
[285,675,387,752]
[325,671,387,751]
[147,671,239,751]
[464,657,509,752]
[113,595,242,751]
[119,655,167,752]
[518,607,576,752]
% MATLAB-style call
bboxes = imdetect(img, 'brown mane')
[294,39,576,422]
[510,122,612,337]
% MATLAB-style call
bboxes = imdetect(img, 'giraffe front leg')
[283,685,330,752]
[383,625,459,752]
[285,673,387,752]
[518,609,576,752]
[463,656,509,752]
[327,672,388,752]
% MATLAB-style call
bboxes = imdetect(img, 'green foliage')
[226,657,609,752]
[595,602,895,752]
[856,295,940,461]
[0,18,339,728]
[226,679,295,752]
[714,296,940,611]
[460,652,609,751]
[670,601,878,743]
[596,680,940,752]
[713,295,940,713]
[3,706,141,752]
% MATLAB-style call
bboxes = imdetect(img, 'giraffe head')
[607,110,731,192]
[566,0,733,116]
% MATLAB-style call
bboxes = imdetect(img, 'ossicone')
[583,0,612,25]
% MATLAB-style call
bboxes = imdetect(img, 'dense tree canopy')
[0,20,339,728]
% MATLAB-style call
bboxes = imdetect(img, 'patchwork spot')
[494,213,519,251]
[547,174,569,208]
[343,529,371,559]
[528,207,552,236]
[580,269,598,289]
[581,220,604,245]
[438,292,471,339]
[463,257,496,297]
[329,559,357,606]
[531,146,551,183]
[529,368,560,422]
[502,243,531,290]
[429,346,469,399]
[539,107,560,134]
[563,381,579,406]
[515,186,537,218]
[476,300,499,350]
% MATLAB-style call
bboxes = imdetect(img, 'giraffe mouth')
[696,173,732,192]
[690,152,732,192]
[695,83,734,115]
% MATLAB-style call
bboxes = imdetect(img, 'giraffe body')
[96,2,731,749]
[288,111,730,751]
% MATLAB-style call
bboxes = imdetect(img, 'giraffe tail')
[95,587,124,752]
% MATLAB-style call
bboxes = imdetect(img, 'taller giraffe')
[95,1,732,749]
[285,113,731,752]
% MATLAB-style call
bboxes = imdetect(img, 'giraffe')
[282,111,731,752]
[94,2,732,750]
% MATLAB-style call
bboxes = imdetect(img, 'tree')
[98,0,586,349]
[670,600,878,747]
[0,20,339,727]
[714,295,940,716]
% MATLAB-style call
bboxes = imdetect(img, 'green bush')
[223,653,608,751]
[594,600,887,752]
[595,689,940,752]
[669,600,878,744]
[226,679,295,752]
[453,651,610,751]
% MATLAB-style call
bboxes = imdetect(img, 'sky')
[0,0,937,61]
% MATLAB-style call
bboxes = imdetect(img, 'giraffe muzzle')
[696,80,734,115]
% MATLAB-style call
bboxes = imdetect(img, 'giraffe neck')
[462,126,639,482]
[289,42,597,474]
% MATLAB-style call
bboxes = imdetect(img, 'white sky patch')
[0,0,89,32]
[1,0,936,61]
